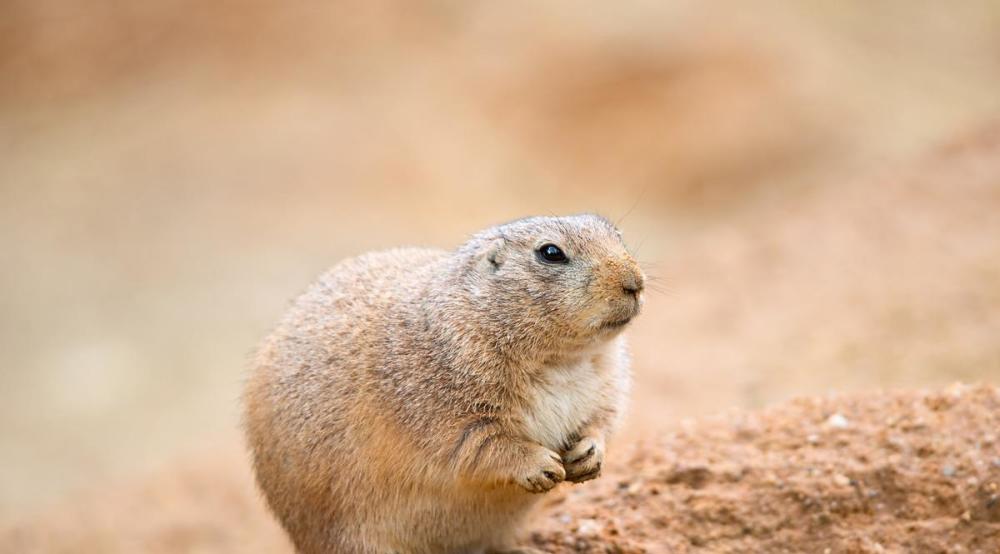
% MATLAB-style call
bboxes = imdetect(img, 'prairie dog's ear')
[483,238,505,272]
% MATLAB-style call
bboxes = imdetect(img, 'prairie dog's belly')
[521,350,616,451]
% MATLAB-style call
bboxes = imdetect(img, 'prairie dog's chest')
[521,355,610,452]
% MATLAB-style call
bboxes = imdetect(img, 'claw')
[567,444,595,464]
[562,436,604,483]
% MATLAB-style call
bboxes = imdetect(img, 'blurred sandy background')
[2,0,1000,525]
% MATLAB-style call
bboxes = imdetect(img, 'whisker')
[614,184,652,228]
[643,284,673,297]
[630,235,652,258]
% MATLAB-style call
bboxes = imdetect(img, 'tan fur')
[243,214,645,553]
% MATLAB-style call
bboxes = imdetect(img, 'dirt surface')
[3,385,998,553]
[530,384,1000,553]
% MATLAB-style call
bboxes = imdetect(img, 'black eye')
[537,243,568,264]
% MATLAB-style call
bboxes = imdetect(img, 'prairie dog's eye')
[537,243,568,264]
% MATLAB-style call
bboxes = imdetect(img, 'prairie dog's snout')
[593,252,645,327]
[608,256,645,297]
[620,264,645,296]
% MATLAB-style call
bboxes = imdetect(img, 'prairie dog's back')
[245,245,448,421]
[243,248,448,552]
[259,246,447,373]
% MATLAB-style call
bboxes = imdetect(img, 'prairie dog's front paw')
[514,446,565,493]
[563,436,604,483]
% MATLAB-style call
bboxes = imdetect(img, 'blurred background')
[2,0,1000,526]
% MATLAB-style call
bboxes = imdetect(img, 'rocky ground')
[530,384,1000,553]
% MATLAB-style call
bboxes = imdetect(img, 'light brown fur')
[243,215,645,553]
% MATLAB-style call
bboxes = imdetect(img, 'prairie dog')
[243,214,645,553]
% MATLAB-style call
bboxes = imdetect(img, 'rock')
[576,518,601,538]
[825,413,850,429]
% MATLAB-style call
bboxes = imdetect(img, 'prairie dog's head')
[458,214,645,355]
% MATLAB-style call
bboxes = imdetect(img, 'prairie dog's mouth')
[599,315,634,330]
[594,296,642,331]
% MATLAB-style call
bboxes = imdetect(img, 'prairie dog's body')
[244,215,645,553]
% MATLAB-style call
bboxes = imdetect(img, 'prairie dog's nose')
[621,270,645,296]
